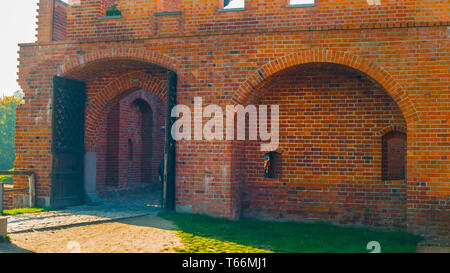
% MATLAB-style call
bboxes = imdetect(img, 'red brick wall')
[96,90,166,191]
[3,186,14,210]
[12,0,449,240]
[158,0,181,13]
[60,0,449,42]
[240,63,407,229]
[52,0,67,41]
[105,0,119,8]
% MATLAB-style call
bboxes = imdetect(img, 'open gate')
[163,71,177,211]
[51,72,177,209]
[51,76,86,207]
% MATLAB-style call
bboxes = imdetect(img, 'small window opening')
[264,152,282,179]
[128,139,133,161]
[289,0,315,6]
[382,131,406,180]
[106,4,122,17]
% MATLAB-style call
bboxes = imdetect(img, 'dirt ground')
[1,213,448,253]
[2,214,183,253]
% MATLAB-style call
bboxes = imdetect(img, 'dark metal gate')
[51,76,86,207]
[163,71,177,211]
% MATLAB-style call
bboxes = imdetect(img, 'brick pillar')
[0,217,7,238]
[52,0,68,41]
[36,0,54,42]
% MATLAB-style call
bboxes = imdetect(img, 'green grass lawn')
[160,212,422,253]
[1,207,50,216]
[0,169,14,185]
[1,206,65,216]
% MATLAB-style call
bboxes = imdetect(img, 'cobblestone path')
[6,187,162,234]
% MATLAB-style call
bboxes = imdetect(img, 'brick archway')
[97,90,165,190]
[85,72,166,152]
[232,48,420,124]
[236,61,410,228]
[56,47,179,76]
[376,124,408,136]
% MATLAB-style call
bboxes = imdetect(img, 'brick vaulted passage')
[61,58,168,195]
[239,63,407,229]
[10,0,449,241]
[103,92,165,191]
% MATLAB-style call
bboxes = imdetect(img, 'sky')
[225,0,245,9]
[225,0,315,9]
[1,0,39,97]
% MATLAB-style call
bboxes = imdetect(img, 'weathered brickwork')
[9,0,449,241]
[241,64,407,228]
[52,0,68,41]
[96,89,166,192]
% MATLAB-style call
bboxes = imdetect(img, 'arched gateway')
[52,56,178,210]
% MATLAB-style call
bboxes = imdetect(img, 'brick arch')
[85,72,166,151]
[232,48,420,124]
[376,124,408,136]
[57,47,179,76]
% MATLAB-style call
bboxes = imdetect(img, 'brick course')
[9,0,449,241]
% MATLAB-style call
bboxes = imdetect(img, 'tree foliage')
[0,95,23,170]
[106,4,122,17]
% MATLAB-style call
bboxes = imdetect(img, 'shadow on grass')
[0,243,32,253]
[0,236,32,253]
[159,212,422,253]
